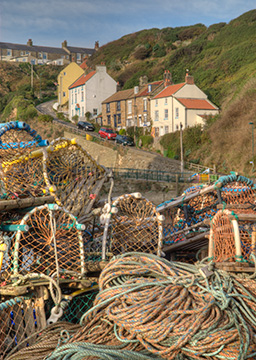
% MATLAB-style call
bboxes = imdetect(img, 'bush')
[119,129,126,135]
[140,135,153,147]
[72,115,79,123]
[38,114,53,123]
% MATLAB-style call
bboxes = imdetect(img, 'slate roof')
[69,71,96,89]
[0,41,95,55]
[102,88,134,103]
[0,42,67,54]
[176,98,218,110]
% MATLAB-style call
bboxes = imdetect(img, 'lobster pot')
[0,288,46,359]
[110,194,163,257]
[1,153,46,200]
[209,209,256,263]
[220,181,256,205]
[0,121,48,163]
[158,185,218,245]
[45,138,108,219]
[0,204,85,282]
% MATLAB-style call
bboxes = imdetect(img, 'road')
[36,100,183,166]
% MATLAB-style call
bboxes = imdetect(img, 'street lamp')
[249,122,254,174]
[180,122,184,174]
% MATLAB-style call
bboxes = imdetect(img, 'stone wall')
[64,131,182,172]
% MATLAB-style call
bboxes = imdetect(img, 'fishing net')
[0,289,47,359]
[0,121,48,162]
[0,137,109,215]
[209,209,256,263]
[109,194,163,257]
[45,138,108,220]
[0,203,85,283]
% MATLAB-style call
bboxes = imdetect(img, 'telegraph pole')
[180,122,184,174]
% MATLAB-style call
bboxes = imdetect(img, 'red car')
[98,127,117,140]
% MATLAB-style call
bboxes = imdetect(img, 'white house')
[151,73,219,137]
[69,65,117,121]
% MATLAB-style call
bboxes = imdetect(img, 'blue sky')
[0,0,255,49]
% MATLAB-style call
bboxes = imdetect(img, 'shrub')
[140,135,153,147]
[119,129,126,135]
[72,115,79,123]
[38,114,53,123]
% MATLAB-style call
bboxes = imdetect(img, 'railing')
[108,168,220,184]
[185,162,216,173]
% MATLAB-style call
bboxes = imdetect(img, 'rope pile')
[39,253,256,359]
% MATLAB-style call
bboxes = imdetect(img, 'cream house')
[69,65,117,121]
[151,73,219,137]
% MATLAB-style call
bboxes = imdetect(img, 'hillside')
[88,9,256,108]
[0,10,256,176]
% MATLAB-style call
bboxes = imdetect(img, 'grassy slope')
[1,10,256,175]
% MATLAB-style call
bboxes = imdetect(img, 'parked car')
[115,134,134,146]
[98,127,117,140]
[77,121,95,131]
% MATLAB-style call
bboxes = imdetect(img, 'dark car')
[98,127,117,140]
[77,121,95,131]
[115,135,134,146]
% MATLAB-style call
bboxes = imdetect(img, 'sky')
[0,0,255,49]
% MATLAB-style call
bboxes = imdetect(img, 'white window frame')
[164,109,168,120]
[128,100,132,114]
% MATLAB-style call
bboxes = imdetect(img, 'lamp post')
[180,122,184,174]
[249,122,254,174]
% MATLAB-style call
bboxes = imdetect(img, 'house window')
[64,72,66,76]
[106,103,110,113]
[155,99,158,107]
[63,92,66,97]
[155,110,159,121]
[117,114,121,124]
[75,93,77,103]
[20,51,24,56]
[176,124,179,130]
[93,108,98,116]
[165,98,168,105]
[175,108,179,119]
[81,90,84,101]
[7,49,12,56]
[39,52,42,58]
[164,109,168,120]
[165,126,169,134]
[77,53,81,60]
[43,52,47,59]
[128,101,132,114]
[143,114,147,125]
[107,115,111,125]
[155,127,159,137]
[82,107,84,117]
[116,101,121,112]
[143,98,147,111]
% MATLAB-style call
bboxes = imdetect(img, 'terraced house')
[0,39,96,65]
[68,65,117,120]
[151,73,219,137]
[102,75,167,131]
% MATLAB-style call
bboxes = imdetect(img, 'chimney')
[134,86,139,94]
[27,39,33,46]
[62,40,67,48]
[164,70,172,87]
[116,82,121,91]
[94,41,99,50]
[139,75,148,87]
[185,70,194,84]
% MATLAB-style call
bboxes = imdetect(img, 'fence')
[109,167,220,184]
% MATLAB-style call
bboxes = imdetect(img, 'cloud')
[0,0,255,47]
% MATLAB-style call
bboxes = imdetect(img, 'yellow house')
[57,62,84,109]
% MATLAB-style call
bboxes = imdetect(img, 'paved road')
[36,100,183,168]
